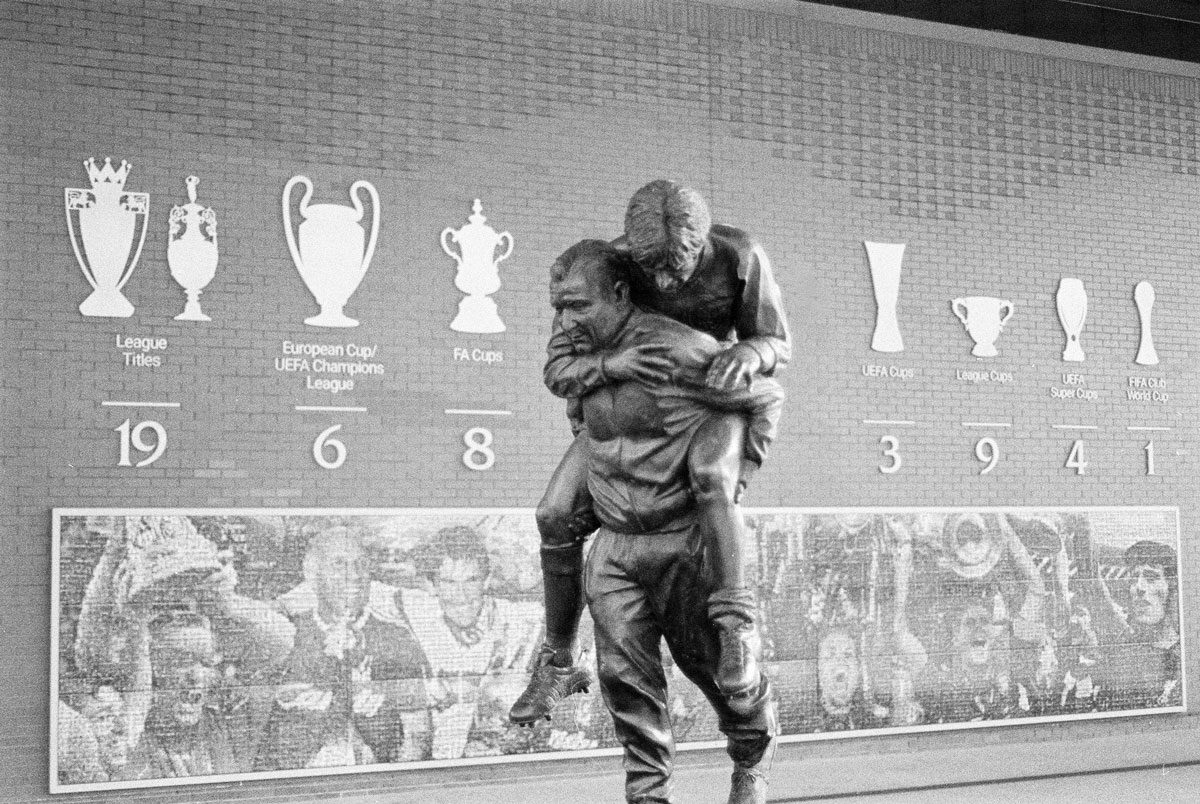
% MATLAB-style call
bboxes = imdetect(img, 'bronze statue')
[510,181,791,738]
[529,239,784,803]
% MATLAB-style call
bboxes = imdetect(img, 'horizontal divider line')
[101,401,180,408]
[445,409,513,416]
[295,405,368,413]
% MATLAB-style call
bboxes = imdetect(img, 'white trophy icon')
[441,199,513,333]
[1134,281,1159,366]
[65,157,149,318]
[1055,278,1087,362]
[283,175,379,328]
[952,296,1014,357]
[168,176,218,321]
[864,241,906,352]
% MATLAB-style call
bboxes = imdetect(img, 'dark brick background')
[2,0,1198,800]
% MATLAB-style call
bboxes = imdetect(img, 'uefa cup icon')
[283,175,379,328]
[441,199,513,334]
[168,176,218,321]
[951,296,1014,357]
[864,241,906,352]
[65,157,150,318]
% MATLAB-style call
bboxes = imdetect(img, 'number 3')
[879,435,901,474]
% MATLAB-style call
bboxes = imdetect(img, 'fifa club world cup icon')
[1134,281,1159,366]
[65,157,150,318]
[952,296,1014,357]
[864,241,906,352]
[168,176,219,321]
[441,199,513,333]
[283,175,379,328]
[1055,278,1087,362]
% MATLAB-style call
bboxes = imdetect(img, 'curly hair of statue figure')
[623,179,712,278]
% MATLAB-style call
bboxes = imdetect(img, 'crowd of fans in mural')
[56,511,1180,783]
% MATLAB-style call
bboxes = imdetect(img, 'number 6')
[313,424,347,469]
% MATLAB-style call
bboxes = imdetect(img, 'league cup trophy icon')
[1055,278,1087,362]
[167,176,218,321]
[65,157,150,318]
[864,241,906,352]
[441,199,513,333]
[1134,281,1159,366]
[951,296,1014,357]
[283,175,379,328]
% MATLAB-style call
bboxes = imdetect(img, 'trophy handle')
[440,227,461,266]
[351,180,380,272]
[117,193,150,292]
[64,188,97,290]
[951,298,969,325]
[494,231,514,265]
[282,175,313,273]
[998,300,1015,326]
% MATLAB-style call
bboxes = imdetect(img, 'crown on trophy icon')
[84,157,132,188]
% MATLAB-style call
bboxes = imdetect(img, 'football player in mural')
[258,527,429,770]
[512,179,791,726]
[538,240,782,803]
[400,526,542,760]
[1094,540,1181,710]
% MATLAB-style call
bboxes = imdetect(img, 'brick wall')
[2,0,1198,800]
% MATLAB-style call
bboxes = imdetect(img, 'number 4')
[1066,440,1087,475]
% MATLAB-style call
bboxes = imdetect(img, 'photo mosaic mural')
[50,507,1183,792]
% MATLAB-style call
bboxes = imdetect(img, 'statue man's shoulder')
[628,311,720,362]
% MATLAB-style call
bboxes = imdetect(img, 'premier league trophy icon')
[283,175,380,328]
[1055,278,1087,362]
[864,241,906,352]
[167,175,218,321]
[65,157,150,318]
[952,296,1014,357]
[1134,281,1159,366]
[441,198,513,333]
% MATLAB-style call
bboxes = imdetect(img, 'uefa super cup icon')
[442,199,513,333]
[168,176,218,321]
[952,296,1014,357]
[283,175,379,328]
[1055,278,1087,362]
[65,157,150,318]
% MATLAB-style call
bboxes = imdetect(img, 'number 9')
[974,437,999,475]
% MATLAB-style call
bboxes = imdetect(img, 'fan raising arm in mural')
[510,179,792,727]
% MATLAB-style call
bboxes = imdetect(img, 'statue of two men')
[511,181,791,804]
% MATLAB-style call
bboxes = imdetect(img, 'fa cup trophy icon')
[283,175,379,328]
[65,157,150,318]
[1055,278,1087,362]
[168,176,218,321]
[1134,281,1159,366]
[952,296,1014,357]
[441,199,513,333]
[864,241,906,352]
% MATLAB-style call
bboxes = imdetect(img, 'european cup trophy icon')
[65,158,149,318]
[864,241,906,352]
[283,175,379,328]
[168,176,218,321]
[952,296,1014,357]
[441,199,513,334]
[1055,278,1087,362]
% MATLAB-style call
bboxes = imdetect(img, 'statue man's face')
[1128,563,1170,626]
[551,260,630,353]
[151,625,219,728]
[818,630,860,715]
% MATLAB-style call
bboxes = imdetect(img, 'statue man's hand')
[705,343,762,389]
[603,343,674,383]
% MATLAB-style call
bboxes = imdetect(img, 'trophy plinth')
[79,287,135,318]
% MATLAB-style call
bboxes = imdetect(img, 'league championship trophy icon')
[1134,281,1159,366]
[1055,278,1087,362]
[952,296,1014,357]
[441,199,513,333]
[168,176,218,321]
[864,241,906,352]
[65,157,150,318]
[283,175,379,327]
